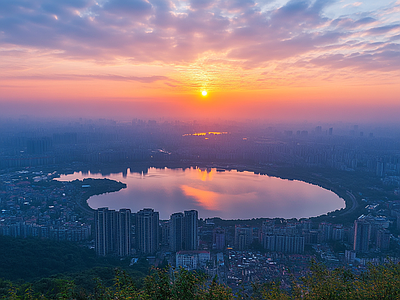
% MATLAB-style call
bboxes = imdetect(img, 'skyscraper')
[95,207,117,256]
[184,210,198,250]
[117,209,131,257]
[170,212,184,252]
[95,207,132,256]
[136,208,159,254]
[168,210,198,252]
[353,218,371,253]
[160,220,170,247]
[319,222,333,242]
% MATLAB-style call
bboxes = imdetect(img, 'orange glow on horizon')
[182,132,228,137]
[1,74,400,122]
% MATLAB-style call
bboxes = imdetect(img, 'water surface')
[58,167,344,219]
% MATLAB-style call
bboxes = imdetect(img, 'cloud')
[330,16,376,29]
[0,0,399,74]
[102,0,153,16]
[190,0,215,10]
[342,2,362,8]
[390,34,400,41]
[0,74,174,83]
[367,24,400,35]
[308,43,400,72]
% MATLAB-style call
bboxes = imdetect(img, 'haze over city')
[2,1,400,298]
[1,0,400,122]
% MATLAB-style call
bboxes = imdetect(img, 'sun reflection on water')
[197,168,214,181]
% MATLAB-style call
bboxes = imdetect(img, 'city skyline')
[1,0,400,122]
[1,117,400,291]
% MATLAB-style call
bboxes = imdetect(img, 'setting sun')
[201,90,207,96]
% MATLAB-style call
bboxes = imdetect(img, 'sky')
[1,0,400,122]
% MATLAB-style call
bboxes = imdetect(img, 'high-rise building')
[213,227,226,250]
[95,207,132,256]
[262,234,304,253]
[170,212,184,252]
[169,210,198,252]
[395,210,400,231]
[160,220,170,247]
[136,208,159,254]
[235,226,253,250]
[332,224,344,241]
[353,218,371,253]
[184,210,198,250]
[376,161,385,177]
[376,229,390,251]
[117,209,131,257]
[26,138,53,154]
[319,222,333,241]
[95,208,117,256]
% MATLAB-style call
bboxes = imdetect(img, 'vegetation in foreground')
[0,236,149,298]
[2,260,400,299]
[0,236,148,282]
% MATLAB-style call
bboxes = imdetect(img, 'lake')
[58,167,345,220]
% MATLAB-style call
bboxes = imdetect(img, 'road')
[342,190,358,215]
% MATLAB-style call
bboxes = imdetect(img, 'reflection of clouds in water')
[60,167,344,219]
[140,174,162,178]
[181,185,221,211]
[190,173,273,196]
[89,187,199,219]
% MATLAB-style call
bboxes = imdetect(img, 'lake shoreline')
[55,162,350,221]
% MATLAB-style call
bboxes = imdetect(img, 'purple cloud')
[102,0,153,16]
[0,74,174,83]
[367,24,400,35]
[0,0,399,73]
[308,43,400,72]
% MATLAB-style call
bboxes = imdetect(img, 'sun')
[201,90,207,96]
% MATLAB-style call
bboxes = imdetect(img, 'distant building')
[376,229,390,251]
[263,234,304,254]
[345,250,356,262]
[235,226,253,250]
[319,222,333,241]
[376,161,384,177]
[27,138,53,154]
[0,222,91,241]
[332,224,344,241]
[213,227,226,250]
[136,208,159,254]
[395,211,400,231]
